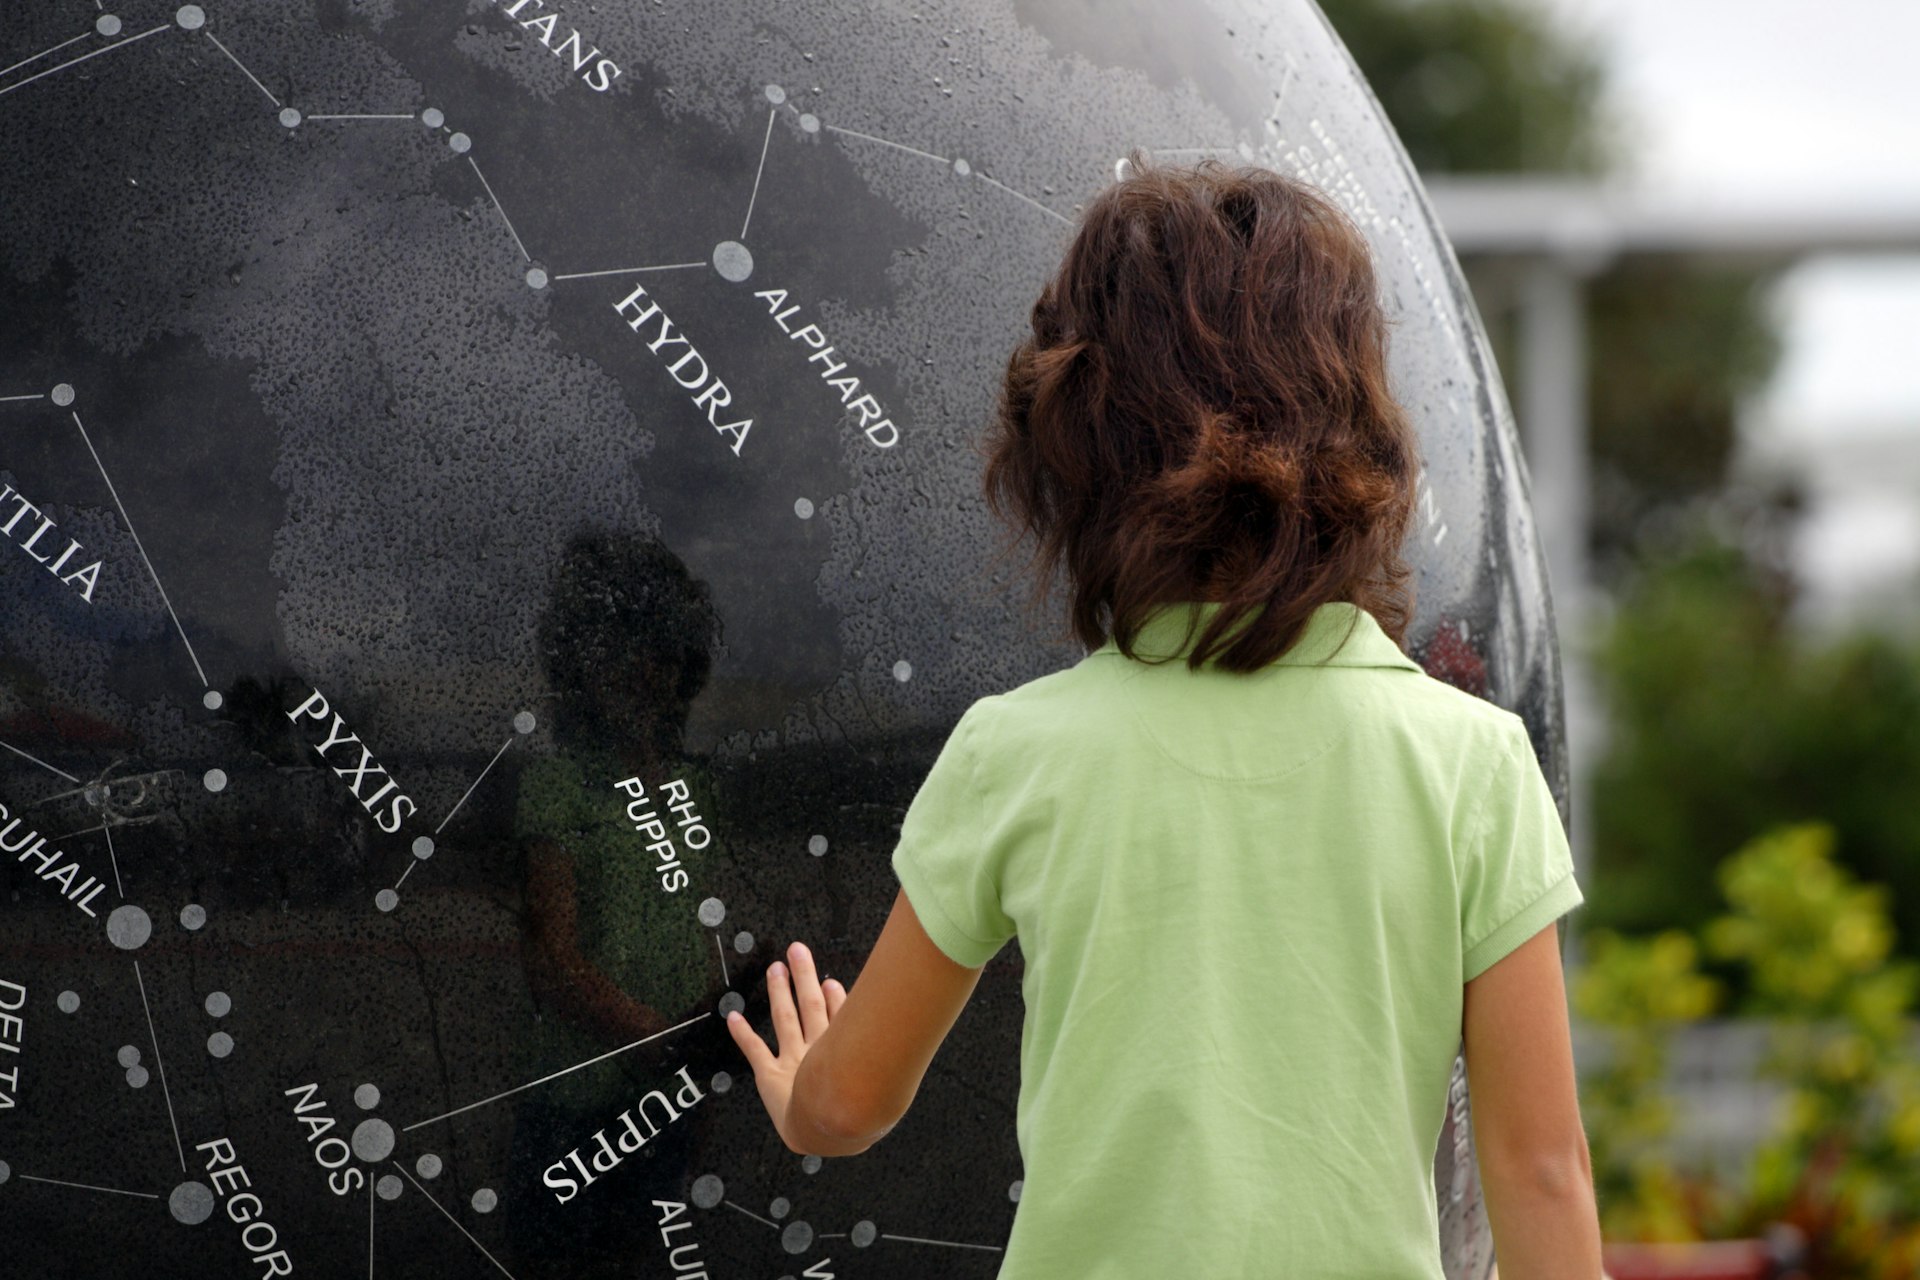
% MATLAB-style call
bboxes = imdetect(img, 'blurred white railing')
[1569,1016,1920,1178]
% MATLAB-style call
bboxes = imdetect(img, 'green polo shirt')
[891,599,1583,1277]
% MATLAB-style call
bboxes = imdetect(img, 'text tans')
[483,0,622,92]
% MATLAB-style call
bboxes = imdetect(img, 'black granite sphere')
[0,2,1560,1277]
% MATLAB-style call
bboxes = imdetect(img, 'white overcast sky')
[1532,0,1920,205]
[1521,0,1920,431]
[1516,0,1920,622]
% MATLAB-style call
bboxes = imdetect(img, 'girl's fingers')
[823,977,847,1020]
[726,1010,775,1074]
[767,960,803,1055]
[787,941,829,1041]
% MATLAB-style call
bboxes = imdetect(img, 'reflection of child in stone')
[724,153,1604,1279]
[504,528,722,1274]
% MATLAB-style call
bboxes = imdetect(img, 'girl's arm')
[727,887,987,1156]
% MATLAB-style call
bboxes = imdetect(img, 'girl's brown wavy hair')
[982,150,1421,673]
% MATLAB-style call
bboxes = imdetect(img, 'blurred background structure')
[1315,0,1920,1273]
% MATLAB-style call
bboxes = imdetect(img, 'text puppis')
[543,1066,707,1202]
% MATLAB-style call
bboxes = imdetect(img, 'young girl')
[727,154,1604,1279]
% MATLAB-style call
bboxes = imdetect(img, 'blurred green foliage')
[1585,266,1785,582]
[1587,532,1920,957]
[1574,926,1722,1240]
[1574,823,1920,1273]
[1319,0,1615,173]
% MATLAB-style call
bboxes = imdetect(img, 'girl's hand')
[726,940,847,1151]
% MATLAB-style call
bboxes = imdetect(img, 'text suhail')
[1,795,108,918]
[753,288,900,449]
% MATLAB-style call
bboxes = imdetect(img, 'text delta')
[0,978,23,1111]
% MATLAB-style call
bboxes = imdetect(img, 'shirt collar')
[1093,599,1422,671]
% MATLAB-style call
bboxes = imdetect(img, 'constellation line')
[881,1232,1005,1252]
[403,1011,711,1131]
[72,411,209,687]
[202,29,280,108]
[16,1174,160,1200]
[0,30,89,82]
[103,823,124,898]
[392,859,417,891]
[133,959,186,1172]
[820,123,1068,224]
[0,23,167,101]
[399,1169,519,1280]
[466,156,530,262]
[306,113,413,120]
[435,733,515,835]
[0,737,81,783]
[714,932,730,988]
[976,173,1071,224]
[822,123,949,166]
[723,1199,780,1229]
[550,262,704,281]
[0,393,50,402]
[740,107,776,239]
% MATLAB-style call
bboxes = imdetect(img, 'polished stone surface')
[0,2,1560,1275]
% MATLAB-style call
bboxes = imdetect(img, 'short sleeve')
[891,699,1017,968]
[1459,721,1585,982]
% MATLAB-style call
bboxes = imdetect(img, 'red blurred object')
[1602,1240,1772,1280]
[1418,615,1488,697]
[0,704,137,750]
